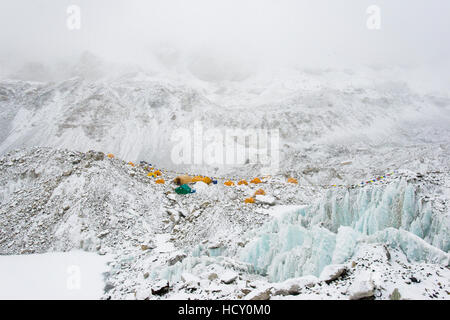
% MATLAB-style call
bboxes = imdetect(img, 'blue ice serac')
[239,179,449,281]
[150,179,449,283]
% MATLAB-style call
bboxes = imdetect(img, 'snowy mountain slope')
[0,147,277,255]
[0,147,167,254]
[1,62,449,185]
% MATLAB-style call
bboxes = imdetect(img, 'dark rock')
[104,282,115,293]
[410,276,420,283]
[151,280,170,296]
[168,252,187,266]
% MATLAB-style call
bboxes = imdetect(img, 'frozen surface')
[305,179,450,252]
[0,251,110,299]
[0,146,448,300]
[238,172,450,281]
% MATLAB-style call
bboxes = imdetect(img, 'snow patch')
[0,251,110,299]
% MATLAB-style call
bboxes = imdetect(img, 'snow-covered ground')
[0,251,110,299]
[0,147,448,300]
[0,60,449,299]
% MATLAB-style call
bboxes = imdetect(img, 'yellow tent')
[192,176,204,183]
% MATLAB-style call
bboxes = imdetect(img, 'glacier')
[145,177,449,284]
[304,178,449,252]
[239,179,449,281]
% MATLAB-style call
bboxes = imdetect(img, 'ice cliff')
[240,177,449,282]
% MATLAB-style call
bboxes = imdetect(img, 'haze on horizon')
[0,0,449,80]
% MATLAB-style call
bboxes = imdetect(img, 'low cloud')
[1,0,449,79]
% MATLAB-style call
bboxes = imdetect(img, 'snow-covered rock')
[319,264,347,283]
[220,270,238,284]
[167,252,187,266]
[166,209,181,224]
[272,275,318,295]
[151,280,170,296]
[193,181,209,194]
[181,273,200,286]
[255,195,276,206]
[348,275,375,300]
[245,287,272,300]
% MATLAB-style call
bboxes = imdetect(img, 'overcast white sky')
[0,0,449,74]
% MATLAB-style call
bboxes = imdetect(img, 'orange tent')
[250,177,262,184]
[155,179,165,184]
[202,177,212,184]
[224,181,235,186]
[244,197,255,203]
[254,189,266,196]
[238,180,248,186]
[287,177,298,184]
[154,170,162,176]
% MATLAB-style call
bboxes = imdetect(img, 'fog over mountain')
[1,0,450,81]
